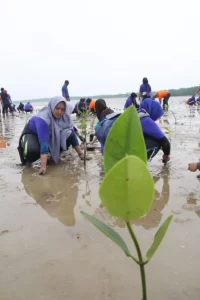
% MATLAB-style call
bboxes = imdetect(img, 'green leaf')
[99,155,154,220]
[81,211,131,257]
[146,215,173,261]
[104,106,147,173]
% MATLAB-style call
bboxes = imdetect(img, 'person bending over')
[153,90,171,110]
[124,93,139,110]
[95,98,170,163]
[18,96,89,175]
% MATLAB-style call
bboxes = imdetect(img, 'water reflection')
[182,192,200,218]
[94,166,170,230]
[21,166,81,226]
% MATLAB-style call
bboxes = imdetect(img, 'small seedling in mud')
[81,106,173,300]
[78,110,90,167]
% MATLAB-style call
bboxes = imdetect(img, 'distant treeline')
[92,86,200,98]
[14,86,199,103]
[169,86,200,96]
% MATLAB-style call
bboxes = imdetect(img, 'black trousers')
[144,136,161,160]
[3,103,13,115]
[163,93,171,108]
[18,125,79,164]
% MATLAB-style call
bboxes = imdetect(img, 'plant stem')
[126,221,147,300]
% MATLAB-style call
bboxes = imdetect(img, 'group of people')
[16,77,200,177]
[124,78,171,111]
[61,78,171,112]
[72,98,96,116]
[17,102,34,113]
[0,87,34,119]
[18,94,171,175]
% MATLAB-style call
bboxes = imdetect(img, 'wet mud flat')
[1,97,200,299]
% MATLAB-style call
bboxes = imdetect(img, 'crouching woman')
[18,96,86,175]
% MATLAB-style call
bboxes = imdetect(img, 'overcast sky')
[0,0,199,100]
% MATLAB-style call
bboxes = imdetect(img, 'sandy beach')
[1,96,200,299]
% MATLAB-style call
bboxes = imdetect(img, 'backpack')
[95,111,149,145]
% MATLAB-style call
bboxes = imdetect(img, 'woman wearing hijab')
[18,96,87,175]
[139,99,170,162]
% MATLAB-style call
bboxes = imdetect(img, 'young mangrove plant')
[81,106,173,300]
[78,110,90,167]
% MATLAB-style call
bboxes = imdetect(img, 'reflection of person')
[113,167,170,229]
[153,90,171,110]
[124,93,139,110]
[17,96,89,175]
[62,80,70,101]
[139,77,151,101]
[21,168,79,226]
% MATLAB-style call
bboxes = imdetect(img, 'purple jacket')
[124,96,133,109]
[25,103,33,111]
[139,83,151,96]
[29,116,49,154]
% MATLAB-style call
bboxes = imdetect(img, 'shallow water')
[1,97,200,299]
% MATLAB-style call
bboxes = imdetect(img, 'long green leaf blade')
[146,215,173,261]
[81,211,131,257]
[99,155,154,220]
[104,106,147,173]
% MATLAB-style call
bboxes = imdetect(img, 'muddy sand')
[0,97,200,300]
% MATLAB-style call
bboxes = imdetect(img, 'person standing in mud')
[62,80,70,101]
[138,77,152,102]
[0,88,13,117]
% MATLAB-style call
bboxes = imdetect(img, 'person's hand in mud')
[188,163,198,172]
[39,154,47,175]
[162,154,170,164]
[79,135,86,143]
[38,166,46,175]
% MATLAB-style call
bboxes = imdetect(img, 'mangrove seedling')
[78,110,90,167]
[81,106,173,300]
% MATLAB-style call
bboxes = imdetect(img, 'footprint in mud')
[0,226,23,236]
[174,217,193,223]
[69,232,92,249]
[0,230,10,236]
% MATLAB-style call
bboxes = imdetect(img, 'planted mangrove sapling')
[81,106,173,300]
